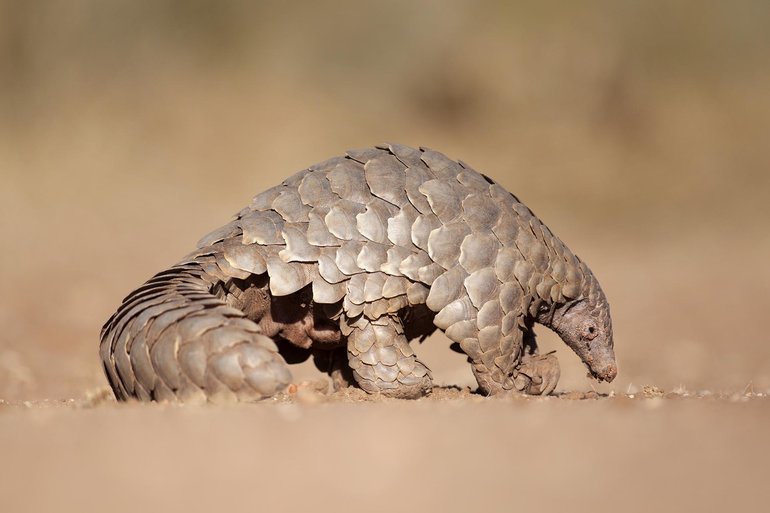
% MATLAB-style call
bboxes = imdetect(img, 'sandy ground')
[2,389,769,513]
[2,2,770,512]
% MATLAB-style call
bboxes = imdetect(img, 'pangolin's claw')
[515,352,561,396]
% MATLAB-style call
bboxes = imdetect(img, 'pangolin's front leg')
[344,314,432,398]
[512,329,561,396]
[461,320,559,396]
[459,318,522,396]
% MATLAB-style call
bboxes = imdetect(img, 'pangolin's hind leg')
[313,347,355,391]
[344,314,433,399]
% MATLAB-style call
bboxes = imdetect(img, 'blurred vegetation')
[2,1,769,226]
[1,0,769,398]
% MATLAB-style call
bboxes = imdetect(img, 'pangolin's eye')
[583,324,598,340]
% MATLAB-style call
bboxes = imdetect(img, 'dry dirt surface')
[1,387,769,513]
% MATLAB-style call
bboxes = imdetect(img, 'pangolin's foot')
[511,352,561,396]
[346,315,433,399]
[353,357,432,399]
[313,347,356,392]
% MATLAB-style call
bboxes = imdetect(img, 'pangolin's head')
[544,268,617,383]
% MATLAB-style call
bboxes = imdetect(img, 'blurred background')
[1,0,769,400]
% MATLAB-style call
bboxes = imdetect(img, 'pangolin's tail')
[99,260,291,403]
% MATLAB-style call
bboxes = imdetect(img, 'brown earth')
[2,389,769,513]
[1,2,769,512]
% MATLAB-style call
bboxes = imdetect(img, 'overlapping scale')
[382,276,409,298]
[464,268,500,308]
[357,199,397,244]
[404,165,435,214]
[459,233,500,274]
[335,240,365,275]
[462,193,501,231]
[420,148,464,180]
[279,224,320,263]
[418,262,446,286]
[380,246,413,276]
[499,282,524,314]
[387,203,419,249]
[222,237,267,275]
[272,189,310,222]
[418,179,464,224]
[365,154,408,207]
[363,273,386,303]
[327,160,371,204]
[297,171,335,206]
[325,200,366,241]
[456,169,492,191]
[312,278,347,304]
[307,209,341,247]
[249,186,282,211]
[410,213,442,251]
[426,266,469,312]
[240,210,285,245]
[196,220,241,249]
[266,258,312,296]
[434,296,477,330]
[345,147,387,164]
[398,251,432,281]
[317,250,348,284]
[356,242,389,272]
[427,221,472,269]
[387,143,424,168]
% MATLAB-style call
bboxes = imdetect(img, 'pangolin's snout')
[590,362,617,383]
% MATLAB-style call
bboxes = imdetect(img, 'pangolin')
[100,144,616,402]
